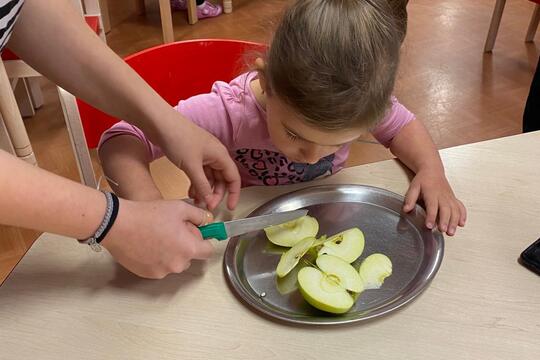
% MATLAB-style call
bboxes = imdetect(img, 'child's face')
[265,94,364,164]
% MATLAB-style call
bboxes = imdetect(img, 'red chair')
[484,0,540,52]
[58,39,266,187]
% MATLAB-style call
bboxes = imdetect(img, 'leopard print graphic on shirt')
[234,148,335,186]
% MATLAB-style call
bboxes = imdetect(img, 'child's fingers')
[447,204,461,236]
[424,198,438,230]
[437,204,451,234]
[201,167,218,209]
[212,170,226,208]
[226,183,241,211]
[457,200,467,227]
[209,150,241,210]
[184,163,215,207]
[403,183,421,212]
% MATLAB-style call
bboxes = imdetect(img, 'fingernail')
[426,222,433,229]
[448,227,455,235]
[441,224,448,232]
[200,210,212,226]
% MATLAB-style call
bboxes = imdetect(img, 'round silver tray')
[223,184,444,326]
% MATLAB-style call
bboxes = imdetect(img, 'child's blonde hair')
[264,0,405,130]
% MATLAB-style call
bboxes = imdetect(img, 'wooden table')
[1,132,539,359]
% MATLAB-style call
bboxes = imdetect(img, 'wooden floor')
[1,0,539,283]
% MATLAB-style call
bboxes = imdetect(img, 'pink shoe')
[197,1,222,19]
[170,0,187,11]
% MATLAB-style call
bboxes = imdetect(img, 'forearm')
[0,150,104,238]
[389,119,444,174]
[99,136,162,201]
[8,0,180,144]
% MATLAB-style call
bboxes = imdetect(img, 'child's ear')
[255,58,268,93]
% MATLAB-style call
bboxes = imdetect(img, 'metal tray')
[223,184,444,326]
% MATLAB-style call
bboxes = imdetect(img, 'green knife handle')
[198,222,228,241]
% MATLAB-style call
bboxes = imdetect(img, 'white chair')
[0,60,36,164]
[0,0,106,165]
[484,0,540,52]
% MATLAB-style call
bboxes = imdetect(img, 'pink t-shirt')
[100,72,415,187]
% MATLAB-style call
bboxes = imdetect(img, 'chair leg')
[526,4,540,42]
[0,115,15,154]
[97,0,112,33]
[187,0,198,25]
[223,0,232,14]
[484,0,506,53]
[12,78,35,118]
[0,62,36,165]
[57,87,97,188]
[158,0,175,43]
[26,78,43,109]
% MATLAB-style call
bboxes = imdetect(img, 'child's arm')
[99,135,163,201]
[389,119,467,236]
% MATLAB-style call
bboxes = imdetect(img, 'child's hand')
[402,170,466,236]
[158,114,240,211]
[187,168,226,210]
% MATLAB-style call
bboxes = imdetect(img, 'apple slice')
[264,215,319,247]
[310,235,328,249]
[359,253,393,289]
[276,261,307,295]
[276,237,315,278]
[318,228,365,263]
[297,267,354,314]
[316,254,364,293]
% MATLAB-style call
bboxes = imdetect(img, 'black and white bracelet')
[79,191,120,252]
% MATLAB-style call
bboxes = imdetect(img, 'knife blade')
[198,209,308,241]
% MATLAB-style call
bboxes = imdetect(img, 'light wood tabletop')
[1,132,539,360]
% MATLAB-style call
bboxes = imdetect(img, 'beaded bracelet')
[79,191,120,252]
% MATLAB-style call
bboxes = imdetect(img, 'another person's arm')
[0,0,229,278]
[7,0,239,210]
[0,150,213,279]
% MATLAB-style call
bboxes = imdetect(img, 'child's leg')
[170,0,187,11]
[171,0,222,19]
[170,0,203,10]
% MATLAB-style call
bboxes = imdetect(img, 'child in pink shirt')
[99,0,466,236]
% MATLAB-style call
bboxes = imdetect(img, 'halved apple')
[316,254,364,293]
[275,237,315,278]
[297,267,354,314]
[359,253,393,289]
[264,215,319,247]
[318,228,365,263]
